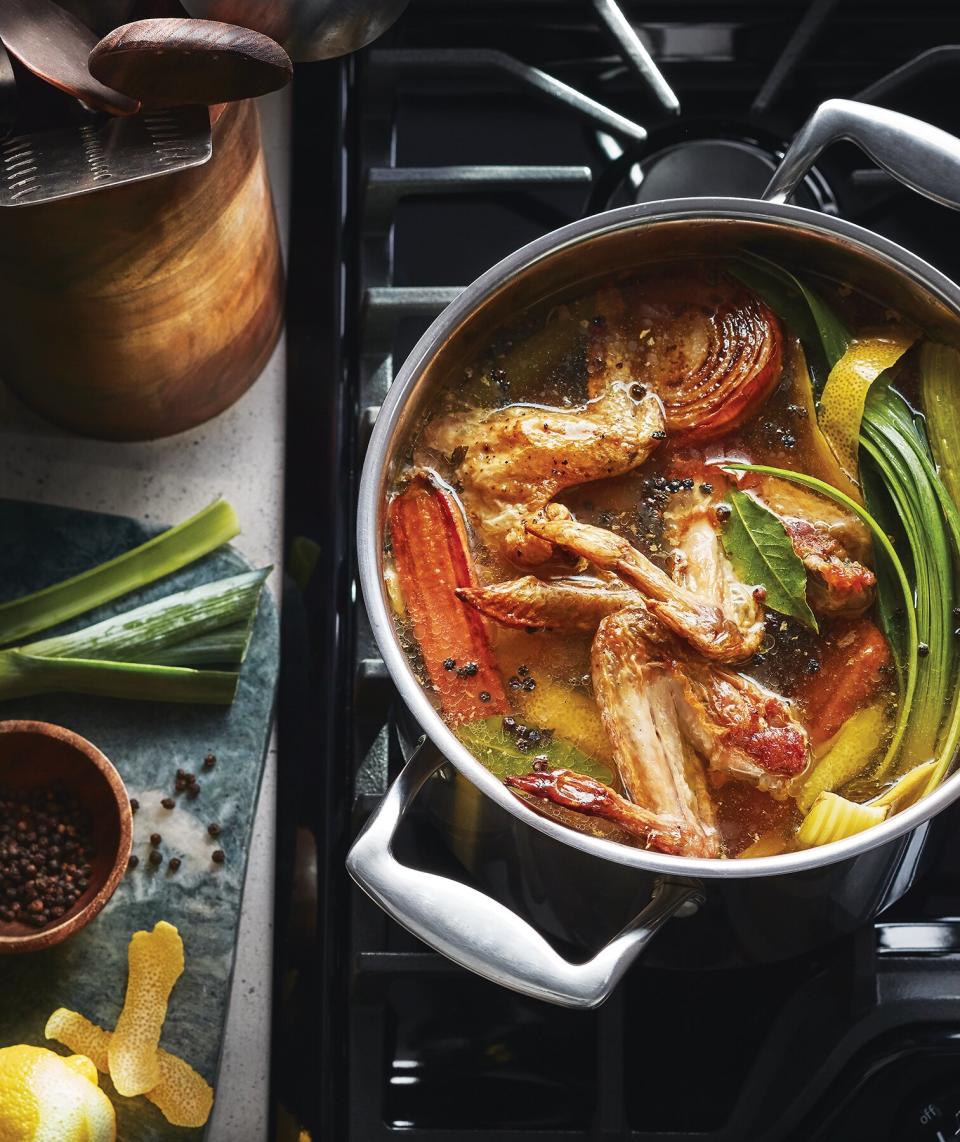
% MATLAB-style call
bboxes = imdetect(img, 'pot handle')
[346,740,702,1008]
[764,97,960,209]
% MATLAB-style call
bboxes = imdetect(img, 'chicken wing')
[593,608,808,801]
[417,381,666,566]
[526,516,765,662]
[456,575,640,633]
[506,769,691,855]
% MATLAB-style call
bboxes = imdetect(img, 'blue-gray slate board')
[0,499,279,1140]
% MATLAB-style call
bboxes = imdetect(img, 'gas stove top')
[277,3,960,1139]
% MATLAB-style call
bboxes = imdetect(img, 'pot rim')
[358,195,960,879]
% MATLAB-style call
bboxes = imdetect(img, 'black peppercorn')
[168,857,181,872]
[207,823,221,838]
[479,691,491,703]
[128,855,139,870]
[129,798,139,814]
[0,786,97,925]
[148,850,163,867]
[161,797,176,810]
[203,753,217,770]
[442,658,455,671]
[149,833,162,847]
[212,849,225,864]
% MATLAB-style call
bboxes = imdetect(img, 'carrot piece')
[799,618,892,747]
[388,474,508,723]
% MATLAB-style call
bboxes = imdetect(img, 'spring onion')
[0,500,239,647]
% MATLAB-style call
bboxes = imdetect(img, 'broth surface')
[384,257,950,859]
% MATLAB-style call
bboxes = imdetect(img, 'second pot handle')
[346,740,702,1009]
[764,97,960,210]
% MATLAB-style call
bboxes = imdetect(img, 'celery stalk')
[0,500,240,647]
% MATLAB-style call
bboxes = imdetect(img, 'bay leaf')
[720,490,819,632]
[457,715,614,784]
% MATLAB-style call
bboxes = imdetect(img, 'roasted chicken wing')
[456,574,640,633]
[526,516,765,662]
[417,381,666,566]
[594,605,808,800]
[506,768,690,855]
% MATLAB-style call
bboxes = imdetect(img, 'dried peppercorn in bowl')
[0,721,133,953]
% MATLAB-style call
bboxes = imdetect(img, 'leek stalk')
[0,570,268,705]
[0,500,239,647]
[860,383,960,776]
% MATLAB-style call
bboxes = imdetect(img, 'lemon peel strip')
[818,331,916,484]
[108,921,185,1098]
[46,1008,214,1129]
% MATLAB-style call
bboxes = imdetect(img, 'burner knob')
[895,1083,960,1141]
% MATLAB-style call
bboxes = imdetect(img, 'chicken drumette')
[418,380,665,566]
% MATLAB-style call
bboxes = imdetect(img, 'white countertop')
[0,89,290,1142]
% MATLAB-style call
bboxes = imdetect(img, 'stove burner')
[593,129,838,216]
[633,138,799,202]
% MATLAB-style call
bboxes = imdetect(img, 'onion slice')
[589,275,784,444]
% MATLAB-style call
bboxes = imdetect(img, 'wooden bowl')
[0,721,133,954]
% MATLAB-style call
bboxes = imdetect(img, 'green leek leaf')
[0,653,238,705]
[21,569,269,664]
[0,569,268,706]
[0,500,240,647]
[919,342,960,520]
[861,379,960,777]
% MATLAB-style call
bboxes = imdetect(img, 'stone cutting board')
[0,499,280,1140]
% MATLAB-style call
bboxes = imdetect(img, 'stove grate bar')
[370,48,647,143]
[362,285,462,355]
[876,920,960,956]
[751,0,839,117]
[365,164,592,229]
[592,0,679,115]
[855,43,960,104]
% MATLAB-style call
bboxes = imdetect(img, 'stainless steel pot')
[348,100,960,1008]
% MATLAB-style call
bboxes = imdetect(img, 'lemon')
[818,331,916,484]
[0,1045,115,1142]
